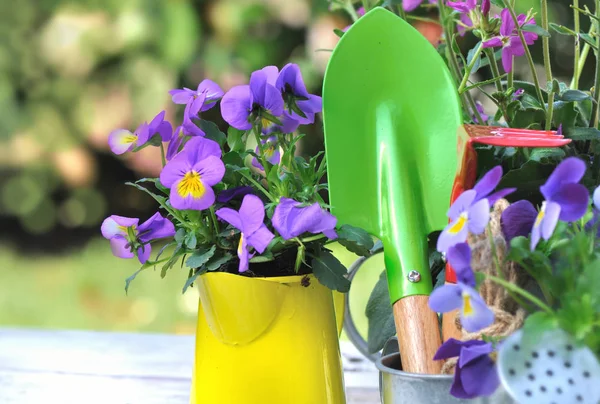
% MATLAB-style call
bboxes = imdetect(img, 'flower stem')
[546,92,555,130]
[572,24,596,89]
[573,0,582,89]
[505,2,547,112]
[486,274,554,314]
[343,0,360,21]
[160,143,167,167]
[591,0,600,128]
[238,170,276,203]
[541,0,553,84]
[209,206,220,238]
[458,42,484,94]
[484,48,504,93]
[253,124,272,181]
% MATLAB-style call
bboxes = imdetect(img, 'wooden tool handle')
[442,309,462,342]
[392,295,443,374]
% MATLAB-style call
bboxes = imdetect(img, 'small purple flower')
[263,112,300,135]
[402,0,436,12]
[457,13,474,36]
[252,136,281,170]
[429,243,494,332]
[447,0,476,13]
[169,79,224,118]
[166,126,185,161]
[276,63,322,125]
[512,88,524,100]
[215,195,275,272]
[216,186,254,203]
[434,339,500,399]
[473,101,488,124]
[342,7,365,32]
[108,111,172,155]
[530,157,589,250]
[221,67,284,131]
[472,166,515,206]
[594,185,600,210]
[482,9,538,72]
[159,137,225,211]
[272,198,337,240]
[481,0,490,16]
[101,212,175,264]
[500,200,538,242]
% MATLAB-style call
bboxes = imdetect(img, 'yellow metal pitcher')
[190,272,346,404]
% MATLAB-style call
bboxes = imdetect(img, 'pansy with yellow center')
[252,136,281,170]
[429,243,494,333]
[108,111,172,155]
[215,195,275,272]
[160,136,225,211]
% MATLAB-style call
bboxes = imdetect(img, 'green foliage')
[365,271,396,353]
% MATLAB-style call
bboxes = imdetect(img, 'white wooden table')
[0,328,380,403]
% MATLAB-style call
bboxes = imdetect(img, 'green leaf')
[529,147,565,163]
[185,232,197,249]
[227,127,246,152]
[509,81,549,103]
[337,224,374,257]
[125,268,145,294]
[206,252,233,271]
[580,33,598,50]
[333,28,345,38]
[154,179,169,195]
[365,271,396,353]
[125,182,167,205]
[521,24,550,37]
[311,249,351,293]
[521,312,558,350]
[131,133,163,152]
[161,246,185,278]
[489,0,505,7]
[560,89,591,102]
[498,160,555,201]
[566,127,600,141]
[552,101,579,129]
[371,240,383,254]
[199,120,226,147]
[549,23,576,36]
[182,269,206,294]
[467,42,482,74]
[175,228,186,246]
[186,245,216,269]
[511,107,546,129]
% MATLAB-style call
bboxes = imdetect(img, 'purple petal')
[467,198,490,234]
[182,103,205,137]
[166,127,184,161]
[447,1,472,13]
[272,198,336,240]
[482,37,503,48]
[450,365,470,399]
[501,200,537,241]
[110,236,134,259]
[250,69,284,117]
[446,243,475,287]
[221,85,253,130]
[459,356,500,397]
[448,190,477,220]
[264,113,300,134]
[501,46,514,73]
[553,183,590,221]
[481,0,490,15]
[500,8,514,37]
[594,186,600,210]
[137,244,152,264]
[101,215,139,239]
[460,284,495,333]
[169,88,194,104]
[189,92,207,117]
[108,129,137,155]
[530,214,542,250]
[239,194,266,235]
[169,179,215,211]
[247,225,275,254]
[197,79,224,111]
[238,235,250,272]
[437,219,469,253]
[216,186,254,203]
[160,151,192,188]
[473,166,503,201]
[540,157,587,200]
[486,188,516,206]
[137,212,176,242]
[193,156,225,186]
[155,121,173,142]
[402,0,423,11]
[215,207,242,230]
[458,342,493,367]
[184,136,222,162]
[541,201,560,240]
[428,284,463,313]
[276,63,309,98]
[433,338,486,361]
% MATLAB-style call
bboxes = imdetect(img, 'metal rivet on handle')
[407,270,421,283]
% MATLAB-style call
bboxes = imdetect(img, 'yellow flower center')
[177,171,205,199]
[462,292,473,316]
[265,146,275,158]
[237,233,245,254]
[534,202,547,228]
[122,134,138,145]
[449,213,468,234]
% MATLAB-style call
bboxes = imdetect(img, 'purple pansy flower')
[434,339,500,399]
[169,79,224,118]
[342,7,365,32]
[159,137,225,211]
[215,195,275,272]
[101,212,175,264]
[252,136,281,170]
[483,9,538,73]
[594,185,600,211]
[429,243,495,332]
[166,126,185,161]
[108,111,172,155]
[263,112,300,135]
[530,157,589,250]
[500,200,538,242]
[272,198,338,240]
[402,0,436,12]
[473,101,488,124]
[216,186,254,203]
[221,67,284,131]
[276,63,322,125]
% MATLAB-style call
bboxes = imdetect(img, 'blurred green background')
[0,0,591,337]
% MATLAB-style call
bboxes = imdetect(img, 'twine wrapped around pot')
[442,199,527,375]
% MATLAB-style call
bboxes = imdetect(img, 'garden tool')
[443,126,571,341]
[497,328,600,403]
[323,7,462,374]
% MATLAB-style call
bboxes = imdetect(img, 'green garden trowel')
[323,7,462,374]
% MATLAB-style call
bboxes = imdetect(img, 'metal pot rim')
[376,352,454,380]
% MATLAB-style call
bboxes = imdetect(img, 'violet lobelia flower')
[101,212,175,264]
[108,111,172,155]
[402,0,436,12]
[169,79,224,118]
[275,63,322,125]
[215,195,275,272]
[434,339,500,399]
[272,198,338,240]
[481,0,490,16]
[447,0,476,13]
[473,101,488,124]
[252,136,281,170]
[429,243,495,332]
[159,136,225,211]
[530,157,589,250]
[221,67,284,131]
[482,9,538,73]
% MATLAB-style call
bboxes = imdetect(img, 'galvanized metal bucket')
[376,337,515,404]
